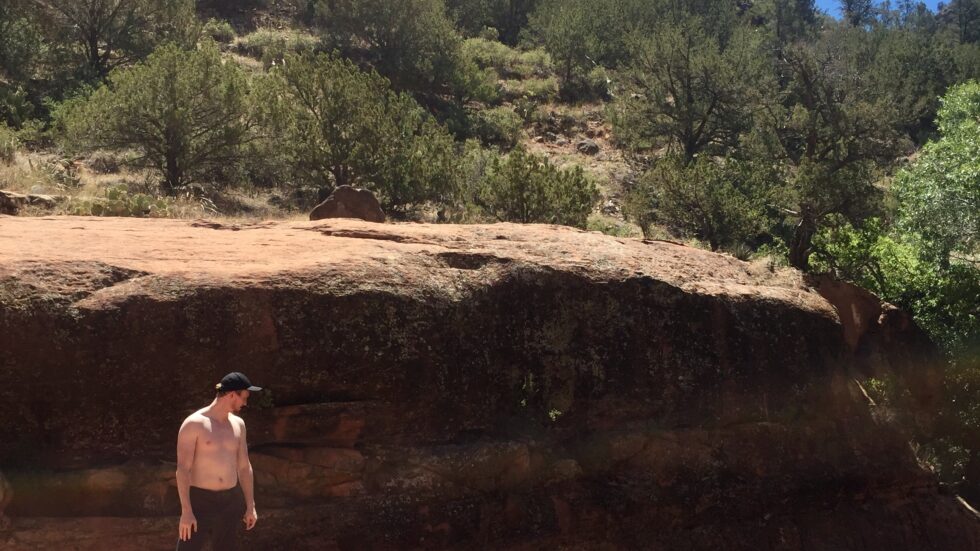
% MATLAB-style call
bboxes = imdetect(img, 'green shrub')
[513,96,544,123]
[463,38,553,79]
[57,42,253,193]
[470,105,522,148]
[478,26,499,41]
[476,146,598,228]
[254,52,461,211]
[464,37,514,70]
[198,0,270,17]
[203,18,236,44]
[14,119,49,150]
[500,77,558,102]
[235,28,318,62]
[749,242,790,268]
[623,156,766,250]
[0,85,34,128]
[0,123,17,164]
[67,184,174,217]
[315,0,475,98]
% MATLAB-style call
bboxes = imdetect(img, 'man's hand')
[179,511,197,541]
[243,505,258,530]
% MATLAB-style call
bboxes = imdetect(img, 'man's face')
[231,390,250,413]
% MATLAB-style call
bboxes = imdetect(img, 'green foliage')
[446,0,539,44]
[624,156,767,251]
[462,38,552,79]
[254,53,460,210]
[0,2,44,127]
[745,0,818,45]
[839,0,876,27]
[234,28,318,64]
[36,0,199,81]
[894,80,980,265]
[499,77,558,102]
[0,123,18,164]
[57,42,254,193]
[313,0,475,98]
[461,38,554,101]
[0,1,45,85]
[67,184,175,217]
[612,16,768,161]
[528,0,602,94]
[203,18,236,44]
[932,350,980,491]
[447,138,500,221]
[811,199,979,494]
[198,0,270,17]
[814,219,979,354]
[946,0,980,44]
[750,241,791,268]
[753,29,906,270]
[469,105,523,148]
[0,85,34,129]
[529,0,738,97]
[475,146,598,227]
[868,28,958,142]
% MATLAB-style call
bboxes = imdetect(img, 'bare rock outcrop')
[0,217,978,550]
[813,275,944,429]
[0,191,64,214]
[0,191,26,215]
[309,185,385,222]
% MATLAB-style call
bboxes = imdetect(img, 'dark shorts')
[176,485,246,551]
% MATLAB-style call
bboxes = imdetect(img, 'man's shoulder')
[229,413,246,427]
[179,409,209,430]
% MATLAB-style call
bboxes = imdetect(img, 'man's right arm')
[176,418,197,541]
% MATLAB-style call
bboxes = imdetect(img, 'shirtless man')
[176,372,262,550]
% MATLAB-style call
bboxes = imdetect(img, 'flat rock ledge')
[0,216,977,550]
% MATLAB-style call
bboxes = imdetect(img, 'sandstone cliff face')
[0,216,977,550]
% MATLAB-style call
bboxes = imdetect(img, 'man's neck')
[205,398,233,420]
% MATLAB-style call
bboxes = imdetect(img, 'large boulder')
[0,216,978,550]
[0,191,27,215]
[309,185,385,223]
[576,139,600,155]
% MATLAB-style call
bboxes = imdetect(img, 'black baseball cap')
[216,372,262,392]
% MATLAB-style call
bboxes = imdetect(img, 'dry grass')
[223,52,265,73]
[0,152,66,194]
[1,148,305,221]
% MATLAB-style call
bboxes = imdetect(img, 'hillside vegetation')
[1,0,978,497]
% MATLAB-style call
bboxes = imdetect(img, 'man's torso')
[186,410,243,491]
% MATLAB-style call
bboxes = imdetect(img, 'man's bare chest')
[199,420,240,454]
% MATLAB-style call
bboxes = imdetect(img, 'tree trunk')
[789,212,817,271]
[164,150,181,195]
[683,139,697,165]
[87,34,102,78]
[331,165,350,189]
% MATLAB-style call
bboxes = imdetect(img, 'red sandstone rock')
[0,216,977,550]
[309,185,386,223]
[814,275,944,428]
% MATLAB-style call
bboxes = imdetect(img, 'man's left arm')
[238,421,257,530]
